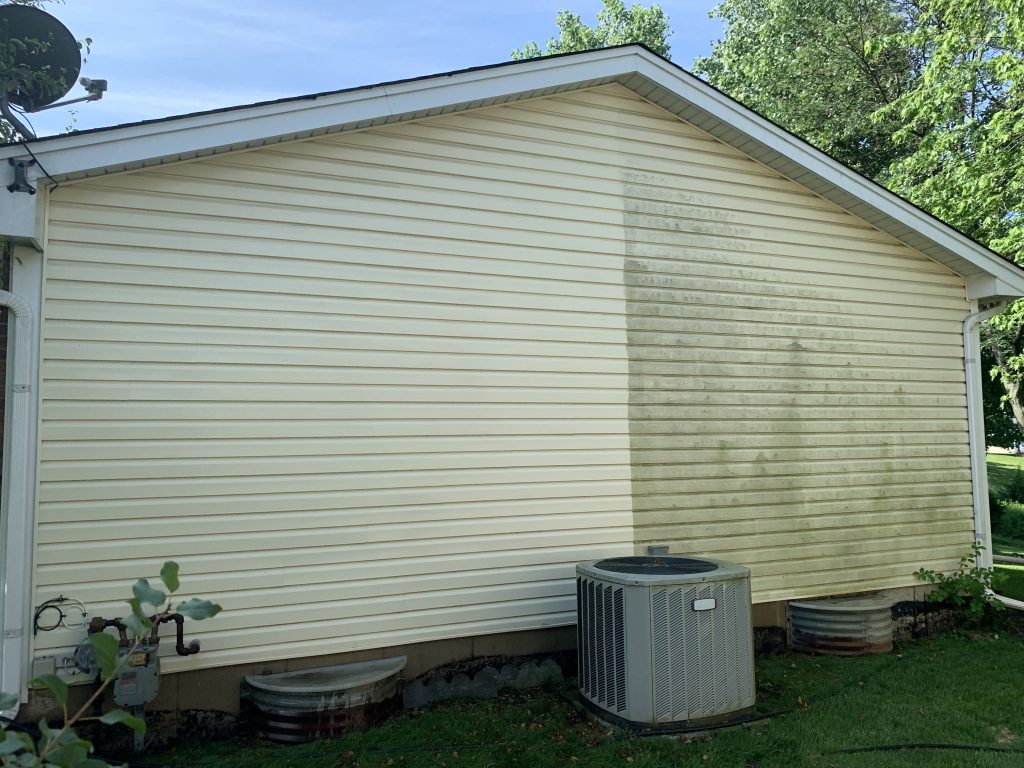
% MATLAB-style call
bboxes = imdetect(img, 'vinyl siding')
[34,88,644,671]
[33,84,971,670]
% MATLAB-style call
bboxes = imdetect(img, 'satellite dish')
[0,4,81,111]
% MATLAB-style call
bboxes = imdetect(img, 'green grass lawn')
[997,565,1024,601]
[987,455,1024,556]
[987,453,1024,500]
[993,534,1024,558]
[154,627,1024,768]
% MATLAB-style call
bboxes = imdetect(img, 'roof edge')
[1,44,1021,296]
[0,47,641,180]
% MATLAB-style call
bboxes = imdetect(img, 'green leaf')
[174,598,222,621]
[44,737,92,767]
[121,612,147,638]
[36,718,56,751]
[98,709,145,734]
[0,692,17,711]
[159,561,180,594]
[131,579,166,611]
[86,633,119,679]
[29,675,66,709]
[0,730,33,755]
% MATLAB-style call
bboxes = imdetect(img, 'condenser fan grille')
[577,577,627,713]
[594,556,718,575]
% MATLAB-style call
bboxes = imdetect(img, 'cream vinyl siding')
[34,84,971,669]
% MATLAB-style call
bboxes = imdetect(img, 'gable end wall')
[32,84,971,672]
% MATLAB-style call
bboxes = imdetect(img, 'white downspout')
[964,299,1006,566]
[0,287,36,717]
[960,298,1024,611]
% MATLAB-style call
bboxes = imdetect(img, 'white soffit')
[1,45,1021,297]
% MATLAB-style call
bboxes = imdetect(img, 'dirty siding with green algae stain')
[618,149,975,603]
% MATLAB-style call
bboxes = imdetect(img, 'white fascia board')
[965,275,1021,302]
[0,47,638,182]
[631,54,1024,299]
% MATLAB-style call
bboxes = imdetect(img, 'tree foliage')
[875,0,1024,262]
[512,0,670,60]
[697,0,1024,441]
[982,344,1020,450]
[694,0,914,178]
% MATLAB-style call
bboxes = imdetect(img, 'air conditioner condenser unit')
[576,555,755,730]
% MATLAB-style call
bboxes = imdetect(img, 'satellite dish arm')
[29,79,106,112]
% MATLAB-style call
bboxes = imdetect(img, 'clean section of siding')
[36,89,640,671]
[598,85,972,602]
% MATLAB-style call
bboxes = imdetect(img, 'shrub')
[914,543,1004,624]
[1004,467,1024,505]
[997,500,1024,540]
[989,491,1006,532]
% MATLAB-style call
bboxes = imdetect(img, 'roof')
[2,44,1022,300]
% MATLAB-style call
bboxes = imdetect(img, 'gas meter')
[74,612,202,750]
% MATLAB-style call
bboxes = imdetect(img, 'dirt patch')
[993,725,1018,744]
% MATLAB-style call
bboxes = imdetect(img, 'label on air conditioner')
[692,598,717,611]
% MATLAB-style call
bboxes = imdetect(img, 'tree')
[873,0,1024,262]
[982,345,1020,450]
[693,0,916,178]
[512,0,671,60]
[1,0,87,143]
[696,0,1024,442]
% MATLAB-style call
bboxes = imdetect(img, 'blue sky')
[23,0,723,137]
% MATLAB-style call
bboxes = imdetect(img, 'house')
[1,44,1022,717]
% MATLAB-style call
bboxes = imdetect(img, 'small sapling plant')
[0,561,221,766]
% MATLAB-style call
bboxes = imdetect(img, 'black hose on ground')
[826,743,1024,755]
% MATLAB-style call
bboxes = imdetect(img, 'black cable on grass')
[615,710,782,739]
[827,743,1024,755]
[339,742,491,755]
